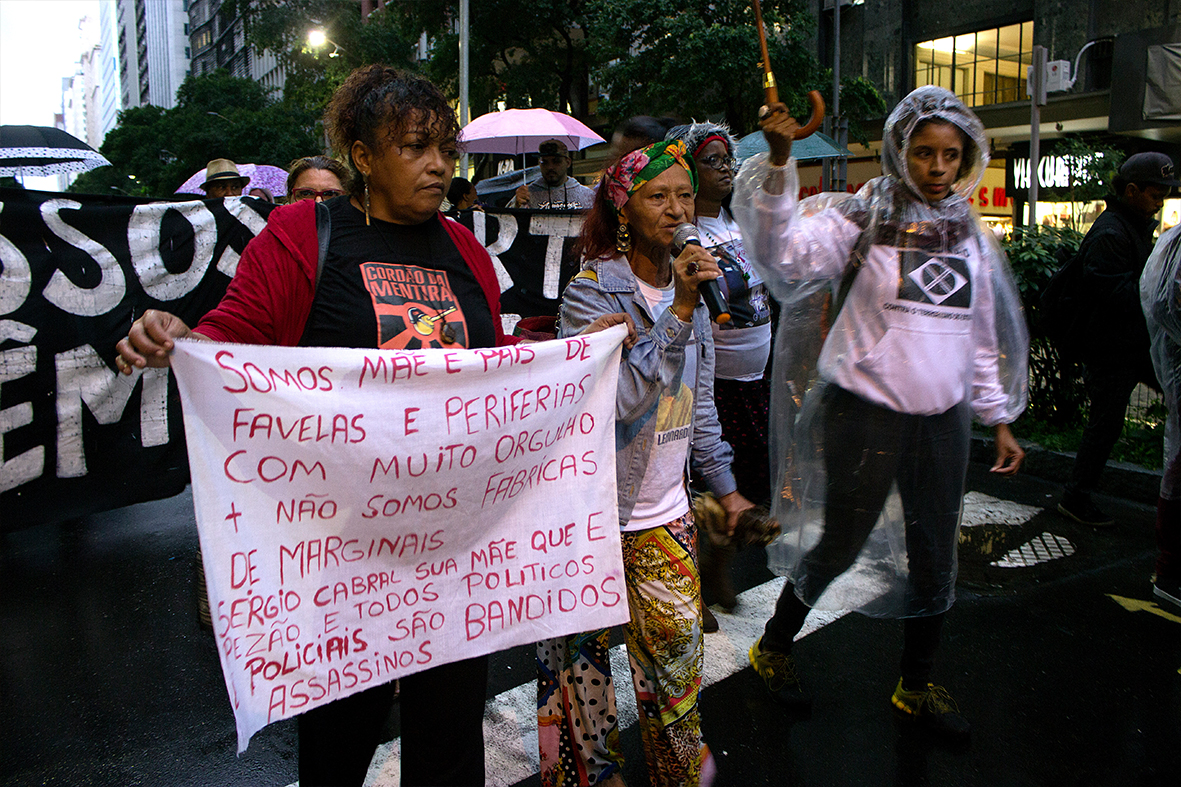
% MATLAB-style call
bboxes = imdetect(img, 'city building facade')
[187,0,285,98]
[115,0,190,111]
[96,1,122,145]
[811,0,1181,230]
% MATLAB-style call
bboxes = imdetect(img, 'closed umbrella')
[459,108,605,187]
[175,163,289,198]
[0,125,111,178]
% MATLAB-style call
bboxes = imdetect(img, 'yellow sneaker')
[748,636,809,708]
[891,678,971,742]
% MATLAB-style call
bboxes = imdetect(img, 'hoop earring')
[363,178,371,226]
[615,223,631,254]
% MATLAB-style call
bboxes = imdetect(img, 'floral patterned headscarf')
[604,139,697,216]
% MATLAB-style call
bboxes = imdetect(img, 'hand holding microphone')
[672,223,731,324]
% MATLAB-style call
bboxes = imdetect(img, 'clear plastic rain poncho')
[1141,225,1181,499]
[732,86,1029,617]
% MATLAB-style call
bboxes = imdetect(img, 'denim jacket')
[558,255,738,526]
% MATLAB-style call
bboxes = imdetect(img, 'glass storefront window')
[914,21,1033,107]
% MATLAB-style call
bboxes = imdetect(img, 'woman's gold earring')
[363,178,371,226]
[615,223,631,253]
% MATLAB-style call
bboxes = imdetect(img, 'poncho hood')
[882,86,989,208]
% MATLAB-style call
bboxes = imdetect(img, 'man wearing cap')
[511,139,594,210]
[200,158,249,199]
[1058,152,1177,527]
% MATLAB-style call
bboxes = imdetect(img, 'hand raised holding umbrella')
[751,0,825,163]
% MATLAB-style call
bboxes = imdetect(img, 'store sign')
[1008,151,1110,199]
[1012,155,1074,190]
[969,167,1013,216]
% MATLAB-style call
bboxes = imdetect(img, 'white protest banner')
[169,326,629,751]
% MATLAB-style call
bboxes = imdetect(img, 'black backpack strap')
[313,200,332,289]
[298,201,332,346]
[833,229,872,317]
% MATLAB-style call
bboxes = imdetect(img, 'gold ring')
[686,262,700,275]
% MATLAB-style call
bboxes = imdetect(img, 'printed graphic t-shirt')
[626,274,697,531]
[302,198,496,350]
[697,212,772,381]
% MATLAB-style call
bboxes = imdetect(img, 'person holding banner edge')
[118,65,516,787]
[537,140,755,787]
[119,65,634,786]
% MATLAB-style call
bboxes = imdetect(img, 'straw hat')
[201,159,248,190]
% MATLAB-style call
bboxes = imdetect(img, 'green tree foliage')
[838,75,887,147]
[1001,225,1086,425]
[231,0,422,122]
[420,0,597,118]
[235,0,881,142]
[235,0,597,120]
[588,0,831,136]
[68,70,321,198]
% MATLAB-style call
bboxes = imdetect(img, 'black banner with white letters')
[0,188,583,531]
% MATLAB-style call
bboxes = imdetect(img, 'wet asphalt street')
[2,454,1179,787]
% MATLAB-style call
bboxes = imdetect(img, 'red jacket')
[195,198,515,347]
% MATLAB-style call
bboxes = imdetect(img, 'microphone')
[672,223,730,324]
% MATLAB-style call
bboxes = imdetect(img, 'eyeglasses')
[291,188,345,201]
[697,154,737,172]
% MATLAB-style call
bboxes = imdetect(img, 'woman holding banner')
[537,140,754,787]
[116,65,507,787]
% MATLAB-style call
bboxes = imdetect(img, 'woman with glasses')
[285,155,350,203]
[116,65,513,786]
[665,123,775,622]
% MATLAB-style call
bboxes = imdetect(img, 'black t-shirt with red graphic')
[302,198,496,351]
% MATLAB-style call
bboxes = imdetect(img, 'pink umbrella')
[458,108,605,186]
[175,163,289,197]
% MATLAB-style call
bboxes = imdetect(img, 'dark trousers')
[298,655,488,787]
[762,387,971,683]
[714,376,773,505]
[1067,357,1156,499]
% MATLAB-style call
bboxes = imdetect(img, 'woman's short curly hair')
[324,65,460,197]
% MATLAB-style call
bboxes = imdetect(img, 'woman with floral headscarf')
[536,140,754,787]
[731,87,1029,741]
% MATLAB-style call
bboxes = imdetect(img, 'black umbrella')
[0,125,111,178]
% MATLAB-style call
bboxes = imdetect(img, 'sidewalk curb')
[969,434,1161,505]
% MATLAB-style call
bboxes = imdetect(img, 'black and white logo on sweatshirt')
[898,251,971,308]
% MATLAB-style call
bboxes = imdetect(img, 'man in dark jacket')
[1059,152,1179,526]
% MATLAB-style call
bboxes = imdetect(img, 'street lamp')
[307,28,342,58]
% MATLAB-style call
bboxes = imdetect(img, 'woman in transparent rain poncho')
[731,86,1029,740]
